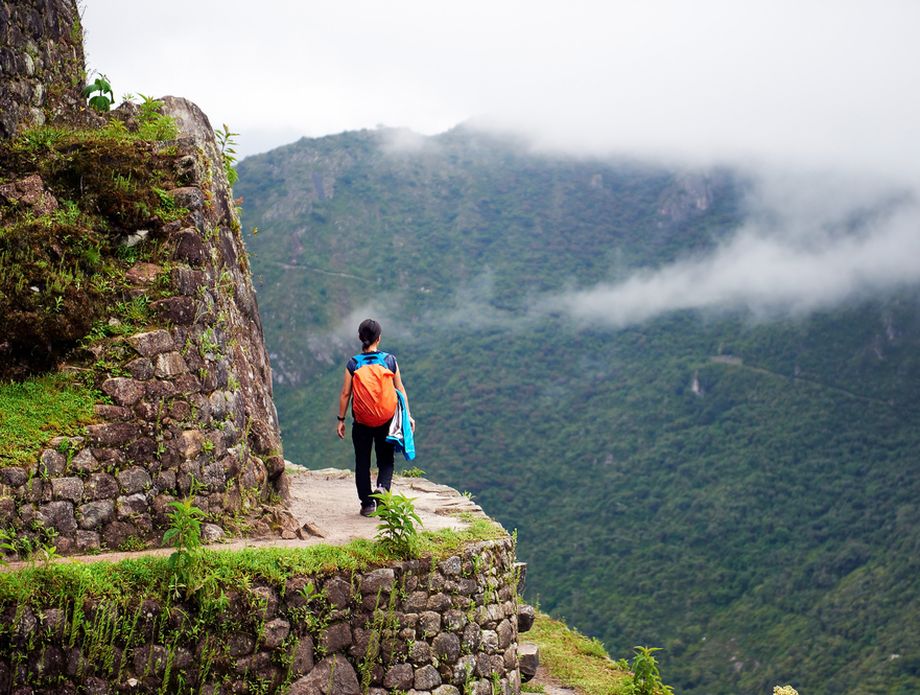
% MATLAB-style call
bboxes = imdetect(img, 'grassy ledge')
[525,611,634,695]
[0,373,98,467]
[0,517,507,603]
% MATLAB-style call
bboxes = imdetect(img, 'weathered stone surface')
[409,639,431,665]
[127,330,175,357]
[262,619,290,649]
[74,530,100,552]
[92,404,133,422]
[152,296,196,325]
[116,493,148,518]
[84,473,119,501]
[439,555,462,576]
[86,423,138,448]
[51,477,83,504]
[289,655,359,695]
[227,633,255,658]
[70,448,100,474]
[39,449,66,477]
[444,609,467,633]
[518,642,539,682]
[172,266,207,294]
[0,467,28,487]
[517,604,535,633]
[125,262,162,285]
[321,622,352,653]
[201,523,224,543]
[102,520,136,549]
[117,467,152,494]
[176,429,205,459]
[173,229,209,266]
[125,357,155,380]
[168,187,205,211]
[415,664,442,690]
[291,635,315,674]
[433,686,461,695]
[39,501,76,533]
[384,663,413,690]
[497,619,514,650]
[155,351,189,377]
[323,577,352,609]
[427,593,451,612]
[101,378,145,406]
[0,175,57,214]
[419,611,442,637]
[481,630,500,653]
[432,631,461,665]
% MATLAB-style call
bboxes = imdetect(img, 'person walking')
[336,319,414,516]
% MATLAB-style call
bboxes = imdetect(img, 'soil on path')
[2,465,487,570]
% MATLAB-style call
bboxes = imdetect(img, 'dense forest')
[236,127,920,695]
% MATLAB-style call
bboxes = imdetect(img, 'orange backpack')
[350,352,398,427]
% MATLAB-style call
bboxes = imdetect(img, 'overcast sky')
[82,1,920,323]
[82,0,920,173]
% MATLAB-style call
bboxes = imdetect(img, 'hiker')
[337,319,415,516]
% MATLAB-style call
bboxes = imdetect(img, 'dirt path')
[2,466,487,570]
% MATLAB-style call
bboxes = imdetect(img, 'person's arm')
[393,367,415,432]
[336,368,353,439]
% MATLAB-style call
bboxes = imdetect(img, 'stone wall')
[0,538,523,694]
[0,97,288,553]
[0,0,86,139]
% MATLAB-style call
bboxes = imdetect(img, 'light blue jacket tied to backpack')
[386,389,415,461]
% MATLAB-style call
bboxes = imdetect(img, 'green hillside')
[236,127,920,695]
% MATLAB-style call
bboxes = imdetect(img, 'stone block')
[128,330,174,357]
[432,631,461,665]
[0,467,28,487]
[154,351,189,377]
[117,467,152,495]
[414,664,442,691]
[152,296,196,325]
[518,643,538,682]
[101,378,145,406]
[70,448,100,474]
[125,357,154,380]
[291,635,314,675]
[51,477,83,504]
[289,654,359,695]
[419,611,441,638]
[439,555,462,576]
[427,593,451,612]
[361,568,395,595]
[38,501,76,533]
[497,619,514,650]
[39,449,66,477]
[384,663,414,690]
[84,473,119,501]
[75,530,100,552]
[86,423,138,448]
[102,520,136,549]
[517,604,535,633]
[116,493,148,518]
[262,618,290,650]
[321,622,352,653]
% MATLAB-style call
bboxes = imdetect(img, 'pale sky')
[82,0,920,176]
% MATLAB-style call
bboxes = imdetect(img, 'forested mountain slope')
[237,127,920,695]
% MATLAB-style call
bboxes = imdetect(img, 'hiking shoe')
[360,502,376,517]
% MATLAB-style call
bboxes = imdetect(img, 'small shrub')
[83,74,114,112]
[370,490,422,557]
[630,646,673,695]
[401,466,426,478]
[215,123,239,186]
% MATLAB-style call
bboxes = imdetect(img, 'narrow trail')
[1,467,486,571]
[709,356,894,409]
[265,261,371,283]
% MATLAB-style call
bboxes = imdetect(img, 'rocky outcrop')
[0,0,86,139]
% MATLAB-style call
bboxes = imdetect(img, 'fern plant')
[371,490,422,557]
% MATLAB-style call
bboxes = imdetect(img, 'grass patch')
[0,373,97,467]
[528,611,633,695]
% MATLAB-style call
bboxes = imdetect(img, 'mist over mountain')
[237,126,920,694]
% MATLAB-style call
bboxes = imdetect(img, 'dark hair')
[358,319,382,350]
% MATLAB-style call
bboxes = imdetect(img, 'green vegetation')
[370,490,423,557]
[0,101,183,378]
[0,373,97,467]
[236,127,920,695]
[82,73,114,112]
[527,611,633,694]
[215,123,240,186]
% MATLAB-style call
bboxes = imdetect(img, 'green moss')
[0,373,97,467]
[528,611,633,695]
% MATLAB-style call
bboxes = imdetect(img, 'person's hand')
[409,417,416,433]
[336,421,346,439]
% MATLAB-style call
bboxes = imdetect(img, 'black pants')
[352,421,395,506]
